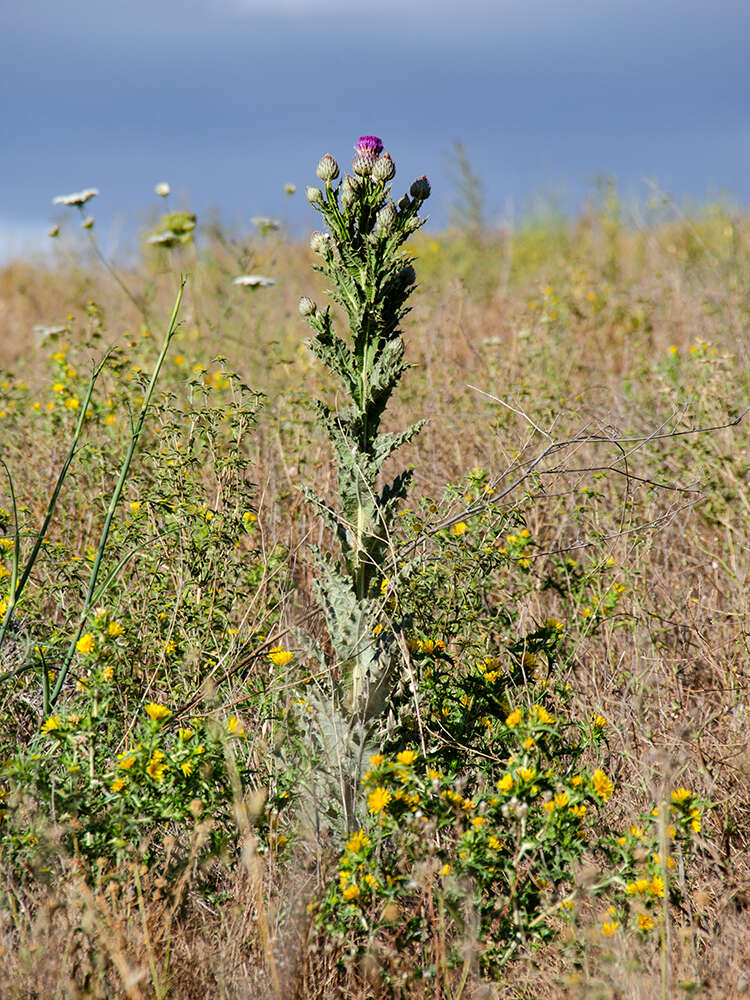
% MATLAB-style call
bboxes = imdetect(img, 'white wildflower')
[251,216,281,233]
[33,325,69,343]
[232,275,275,287]
[52,188,99,207]
[154,182,171,197]
[146,231,178,245]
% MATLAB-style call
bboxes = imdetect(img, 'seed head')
[376,202,398,236]
[298,296,317,317]
[306,185,324,205]
[316,154,340,182]
[372,153,396,183]
[410,175,431,201]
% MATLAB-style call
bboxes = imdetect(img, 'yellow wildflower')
[638,913,655,931]
[117,753,137,770]
[592,769,614,801]
[228,715,245,736]
[593,714,607,728]
[180,761,193,777]
[367,787,391,814]
[110,778,125,793]
[346,830,371,853]
[600,920,619,937]
[450,521,467,536]
[342,884,359,901]
[75,633,95,655]
[554,791,569,809]
[41,715,61,733]
[108,621,124,637]
[145,702,171,722]
[649,875,665,898]
[146,750,167,782]
[671,787,692,804]
[488,836,501,850]
[505,708,522,727]
[396,750,417,766]
[690,808,701,833]
[369,754,385,767]
[497,773,514,793]
[626,878,651,895]
[532,704,555,725]
[267,646,293,666]
[517,767,536,783]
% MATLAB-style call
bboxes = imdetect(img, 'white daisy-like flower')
[154,182,170,197]
[146,231,178,245]
[232,275,276,287]
[52,188,99,207]
[251,216,281,233]
[33,324,69,343]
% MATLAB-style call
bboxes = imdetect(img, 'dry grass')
[0,209,749,998]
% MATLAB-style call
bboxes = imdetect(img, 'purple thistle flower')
[356,136,383,158]
[352,135,384,176]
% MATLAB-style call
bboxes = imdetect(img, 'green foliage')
[317,741,703,978]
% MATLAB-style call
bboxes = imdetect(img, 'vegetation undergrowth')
[0,145,747,999]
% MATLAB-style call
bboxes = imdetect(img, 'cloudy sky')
[2,0,749,257]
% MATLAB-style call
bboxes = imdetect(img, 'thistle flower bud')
[376,202,398,236]
[298,296,317,317]
[352,155,373,177]
[316,154,340,182]
[410,175,431,201]
[340,176,358,211]
[397,194,411,212]
[306,185,323,205]
[352,135,383,176]
[309,231,330,254]
[395,264,416,289]
[372,152,396,183]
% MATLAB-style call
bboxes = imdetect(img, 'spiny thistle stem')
[298,138,430,815]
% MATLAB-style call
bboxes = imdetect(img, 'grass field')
[0,167,748,999]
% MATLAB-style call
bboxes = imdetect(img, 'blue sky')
[2,0,749,257]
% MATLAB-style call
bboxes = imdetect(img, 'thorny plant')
[295,137,431,832]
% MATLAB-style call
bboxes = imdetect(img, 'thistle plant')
[297,137,430,828]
